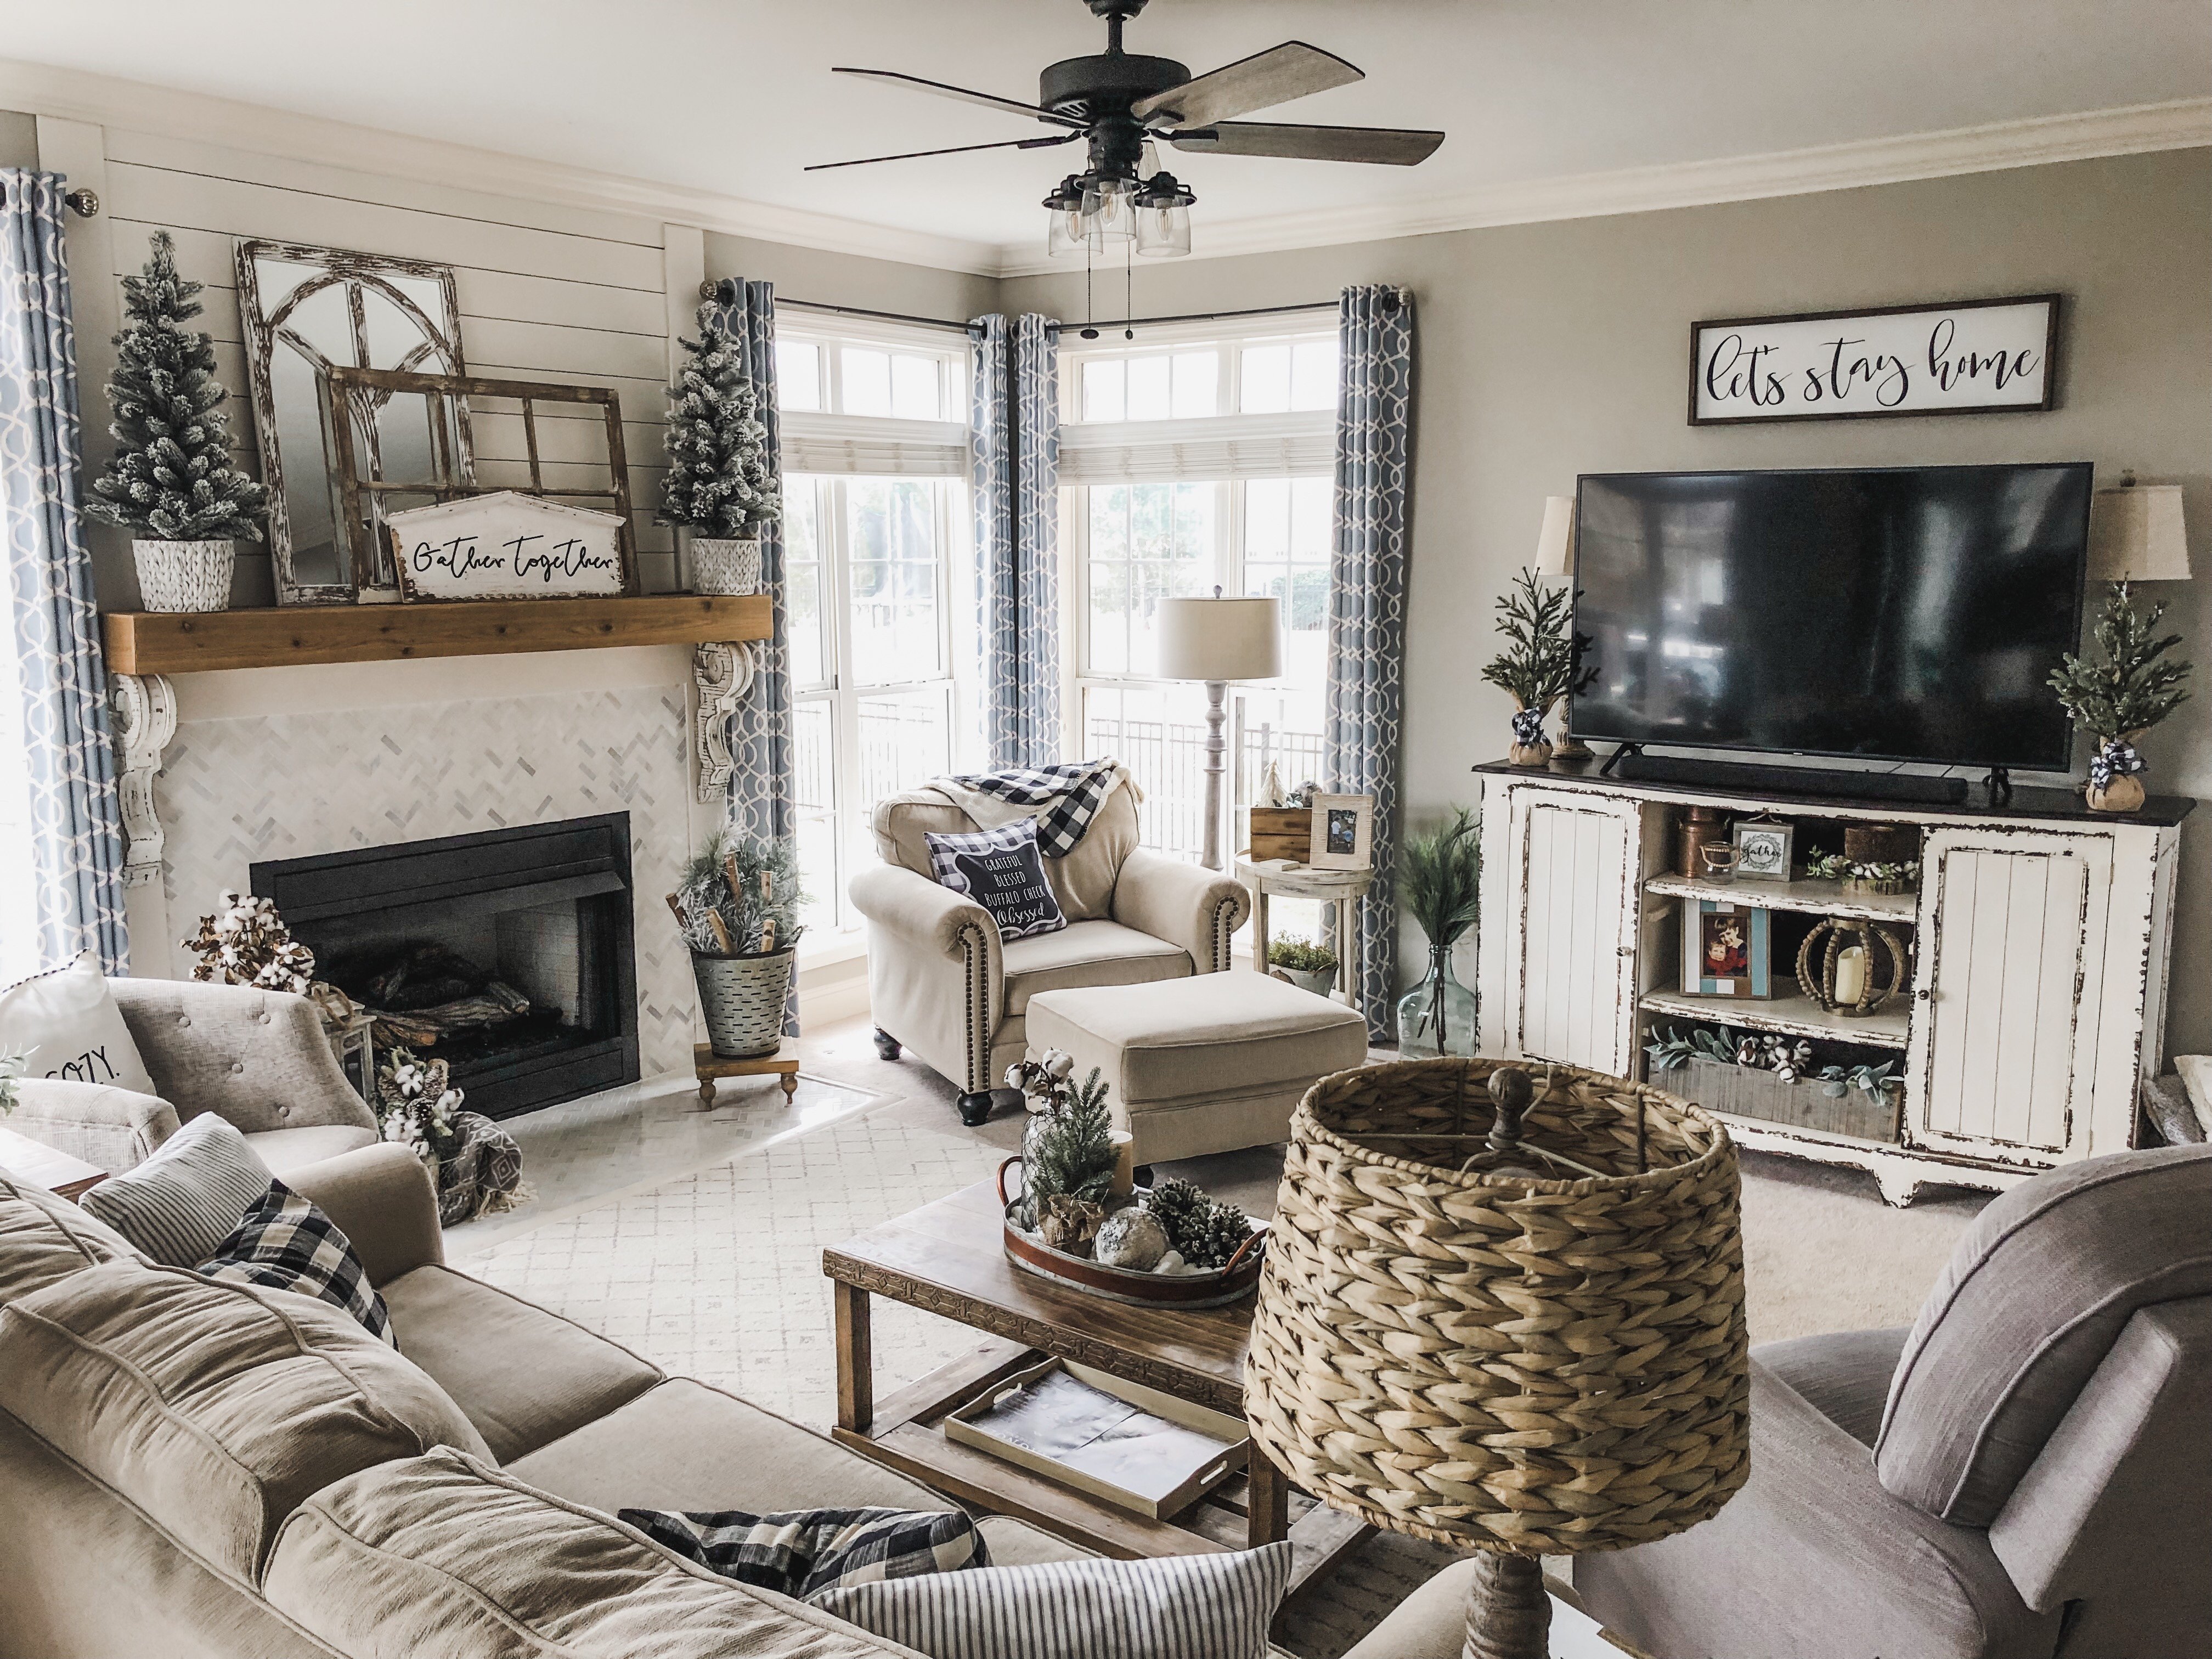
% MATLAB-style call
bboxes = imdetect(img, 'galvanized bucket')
[692,947,794,1058]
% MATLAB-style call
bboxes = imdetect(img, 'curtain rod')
[697,282,1350,338]
[1043,300,1341,334]
[698,284,982,336]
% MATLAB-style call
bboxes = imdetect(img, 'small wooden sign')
[385,491,630,602]
[1690,294,2059,425]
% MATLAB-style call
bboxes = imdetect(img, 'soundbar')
[1604,750,1971,807]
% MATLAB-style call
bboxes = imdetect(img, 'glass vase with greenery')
[1395,808,1481,1057]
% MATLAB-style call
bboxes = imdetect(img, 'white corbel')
[693,641,757,804]
[109,672,177,888]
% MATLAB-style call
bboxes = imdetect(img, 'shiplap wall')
[80,127,680,602]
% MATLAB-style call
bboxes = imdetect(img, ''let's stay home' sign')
[1690,295,2057,425]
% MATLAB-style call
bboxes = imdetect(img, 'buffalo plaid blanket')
[939,759,1122,858]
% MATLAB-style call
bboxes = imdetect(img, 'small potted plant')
[1480,569,1577,766]
[1395,807,1481,1057]
[659,302,780,596]
[86,232,267,611]
[670,831,807,1058]
[2049,581,2193,812]
[1266,934,1339,996]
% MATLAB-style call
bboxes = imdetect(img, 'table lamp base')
[1464,1552,1551,1659]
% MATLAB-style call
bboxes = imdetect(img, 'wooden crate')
[1679,1056,1900,1143]
[1248,806,1311,863]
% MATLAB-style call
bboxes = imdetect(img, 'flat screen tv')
[1570,463,2092,771]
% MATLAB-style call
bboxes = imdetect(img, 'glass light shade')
[1082,180,1136,244]
[1047,205,1097,260]
[1136,199,1192,258]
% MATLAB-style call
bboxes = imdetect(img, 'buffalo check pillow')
[923,817,1065,941]
[198,1178,393,1345]
[619,1506,988,1600]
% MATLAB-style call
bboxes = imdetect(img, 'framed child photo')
[1309,793,1375,870]
[1679,898,1774,997]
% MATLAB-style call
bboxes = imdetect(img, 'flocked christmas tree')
[2048,581,2192,744]
[86,231,267,541]
[658,302,780,540]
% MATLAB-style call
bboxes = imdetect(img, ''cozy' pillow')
[924,818,1065,941]
[0,951,156,1097]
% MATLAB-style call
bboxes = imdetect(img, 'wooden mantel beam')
[103,594,772,675]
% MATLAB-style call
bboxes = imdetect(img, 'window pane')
[1245,478,1290,557]
[1171,352,1219,418]
[891,353,939,421]
[1082,682,1210,857]
[841,347,891,417]
[1126,354,1171,422]
[1240,344,1290,414]
[846,477,942,685]
[857,686,952,811]
[776,341,822,412]
[1290,476,1331,557]
[792,696,840,933]
[783,478,827,689]
[1290,340,1338,411]
[1082,360,1125,423]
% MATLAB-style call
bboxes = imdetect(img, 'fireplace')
[252,813,640,1120]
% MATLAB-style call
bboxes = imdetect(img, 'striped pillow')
[81,1113,273,1267]
[809,1541,1294,1659]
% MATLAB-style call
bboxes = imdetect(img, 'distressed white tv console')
[1472,761,2191,1205]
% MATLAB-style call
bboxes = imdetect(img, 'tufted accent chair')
[7,978,379,1177]
[848,776,1251,1125]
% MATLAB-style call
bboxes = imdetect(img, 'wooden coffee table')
[822,1176,1371,1606]
[0,1125,106,1203]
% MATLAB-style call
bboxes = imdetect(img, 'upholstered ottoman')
[1025,974,1369,1164]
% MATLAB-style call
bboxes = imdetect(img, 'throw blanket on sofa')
[934,760,1138,857]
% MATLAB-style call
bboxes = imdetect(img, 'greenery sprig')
[674,832,807,956]
[1266,934,1338,974]
[1480,569,1577,710]
[1396,807,1481,955]
[2049,582,2192,741]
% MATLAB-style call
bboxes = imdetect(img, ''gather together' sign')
[1689,295,2058,425]
[383,491,630,601]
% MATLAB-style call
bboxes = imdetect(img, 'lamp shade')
[1156,595,1282,681]
[2087,484,2191,583]
[1246,1058,1750,1556]
[1533,494,1576,577]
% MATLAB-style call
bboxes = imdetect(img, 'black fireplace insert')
[252,813,640,1120]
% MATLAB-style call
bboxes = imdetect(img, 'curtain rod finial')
[65,188,99,219]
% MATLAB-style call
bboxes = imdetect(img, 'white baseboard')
[798,975,870,1031]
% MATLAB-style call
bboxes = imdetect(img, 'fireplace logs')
[324,940,531,1051]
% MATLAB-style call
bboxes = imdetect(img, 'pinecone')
[1142,1178,1251,1269]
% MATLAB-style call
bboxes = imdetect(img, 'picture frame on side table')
[1680,898,1773,998]
[1309,793,1374,870]
[1733,817,1796,882]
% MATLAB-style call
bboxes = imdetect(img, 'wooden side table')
[1234,856,1374,1003]
[694,1040,799,1107]
[0,1125,108,1203]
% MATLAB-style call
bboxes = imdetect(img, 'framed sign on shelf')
[383,491,629,601]
[1689,294,2059,426]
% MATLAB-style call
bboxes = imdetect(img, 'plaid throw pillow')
[198,1178,393,1346]
[619,1505,988,1600]
[923,817,1066,942]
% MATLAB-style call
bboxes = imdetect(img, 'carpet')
[459,1094,1988,1657]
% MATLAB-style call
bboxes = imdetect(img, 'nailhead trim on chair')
[956,919,992,1092]
[1209,895,1240,973]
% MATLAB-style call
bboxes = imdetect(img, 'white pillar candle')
[1834,944,1868,1007]
[1109,1130,1136,1198]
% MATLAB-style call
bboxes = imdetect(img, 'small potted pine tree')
[669,832,808,1058]
[1480,569,1576,766]
[659,302,780,595]
[2050,582,2193,812]
[86,231,267,611]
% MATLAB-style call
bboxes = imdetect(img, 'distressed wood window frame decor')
[328,366,640,601]
[235,240,471,606]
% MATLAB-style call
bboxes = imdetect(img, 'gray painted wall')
[707,232,998,324]
[1003,150,2212,1058]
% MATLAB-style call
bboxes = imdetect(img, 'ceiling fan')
[810,0,1446,259]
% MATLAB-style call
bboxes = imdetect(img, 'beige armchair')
[850,778,1251,1125]
[7,977,380,1177]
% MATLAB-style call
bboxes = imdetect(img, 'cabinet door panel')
[1909,830,2111,1159]
[1509,791,1639,1072]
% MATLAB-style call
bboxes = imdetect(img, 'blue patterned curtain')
[708,279,791,845]
[975,313,1060,768]
[1324,285,1414,1039]
[1,170,128,975]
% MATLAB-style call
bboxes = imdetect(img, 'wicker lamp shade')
[1245,1057,1749,1653]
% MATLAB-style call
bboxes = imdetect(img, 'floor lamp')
[1156,591,1283,870]
[1533,495,1592,768]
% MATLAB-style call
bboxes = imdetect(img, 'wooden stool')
[694,1040,800,1108]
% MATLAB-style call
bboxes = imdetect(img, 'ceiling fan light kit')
[822,0,1444,263]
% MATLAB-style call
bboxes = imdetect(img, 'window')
[1060,320,1338,893]
[775,320,978,944]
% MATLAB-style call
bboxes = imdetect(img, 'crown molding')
[0,57,1005,277]
[994,98,2212,278]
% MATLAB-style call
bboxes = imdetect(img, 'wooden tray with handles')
[997,1158,1267,1310]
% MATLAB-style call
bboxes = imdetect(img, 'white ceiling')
[10,0,2209,271]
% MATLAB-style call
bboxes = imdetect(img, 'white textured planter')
[133,538,233,612]
[692,537,763,596]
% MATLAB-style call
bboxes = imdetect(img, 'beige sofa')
[5,977,379,1177]
[850,778,1251,1125]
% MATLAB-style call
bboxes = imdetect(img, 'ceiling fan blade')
[832,67,1087,130]
[805,133,1079,172]
[1131,42,1361,127]
[1167,121,1446,166]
